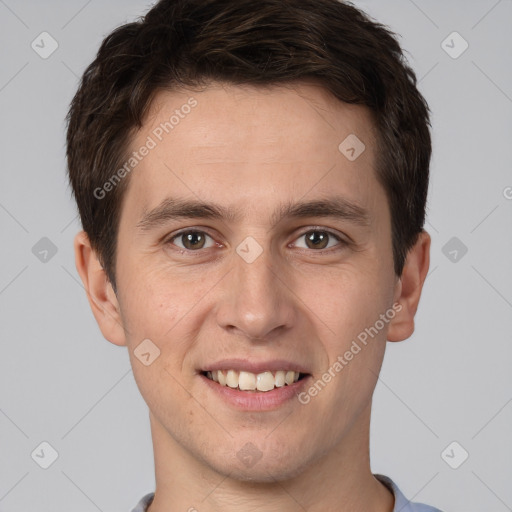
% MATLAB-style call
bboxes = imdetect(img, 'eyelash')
[164,227,348,255]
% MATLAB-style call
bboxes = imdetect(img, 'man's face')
[113,81,401,480]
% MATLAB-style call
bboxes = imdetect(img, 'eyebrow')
[136,195,371,232]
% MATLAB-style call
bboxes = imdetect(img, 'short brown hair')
[66,0,431,291]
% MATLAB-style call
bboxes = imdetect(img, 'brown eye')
[305,231,329,249]
[169,230,215,250]
[294,229,344,251]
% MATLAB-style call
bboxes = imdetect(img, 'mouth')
[200,369,309,393]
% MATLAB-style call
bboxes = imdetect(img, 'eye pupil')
[183,231,205,250]
[306,231,329,249]
[171,229,340,253]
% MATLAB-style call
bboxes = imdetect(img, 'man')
[66,0,442,510]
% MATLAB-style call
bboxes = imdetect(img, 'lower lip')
[200,374,311,411]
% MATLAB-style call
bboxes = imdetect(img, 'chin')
[203,442,315,483]
[220,461,310,484]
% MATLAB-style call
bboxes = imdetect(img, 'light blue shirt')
[131,474,443,511]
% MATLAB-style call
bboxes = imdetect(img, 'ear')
[73,231,127,346]
[387,230,431,342]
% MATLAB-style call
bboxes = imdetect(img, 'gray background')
[1,0,511,510]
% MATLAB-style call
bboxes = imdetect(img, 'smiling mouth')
[201,369,308,392]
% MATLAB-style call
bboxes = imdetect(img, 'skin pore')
[74,80,430,511]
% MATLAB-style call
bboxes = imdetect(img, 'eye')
[292,228,345,251]
[167,230,216,251]
[165,227,346,253]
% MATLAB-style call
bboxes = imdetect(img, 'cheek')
[130,354,202,450]
[117,261,207,387]
[120,269,198,412]
[306,265,392,396]
[304,263,392,334]
[117,259,184,339]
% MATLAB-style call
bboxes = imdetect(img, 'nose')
[215,240,297,342]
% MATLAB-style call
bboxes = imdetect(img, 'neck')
[146,402,394,512]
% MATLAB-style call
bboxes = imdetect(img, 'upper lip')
[200,358,310,375]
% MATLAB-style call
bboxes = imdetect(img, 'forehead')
[121,80,384,225]
[142,80,377,156]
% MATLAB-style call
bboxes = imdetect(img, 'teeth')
[274,370,285,387]
[226,369,238,388]
[217,370,227,386]
[256,371,275,392]
[205,369,303,392]
[239,371,256,391]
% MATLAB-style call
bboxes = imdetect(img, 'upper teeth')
[206,370,300,392]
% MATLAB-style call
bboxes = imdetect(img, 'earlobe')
[73,231,127,346]
[387,230,431,342]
